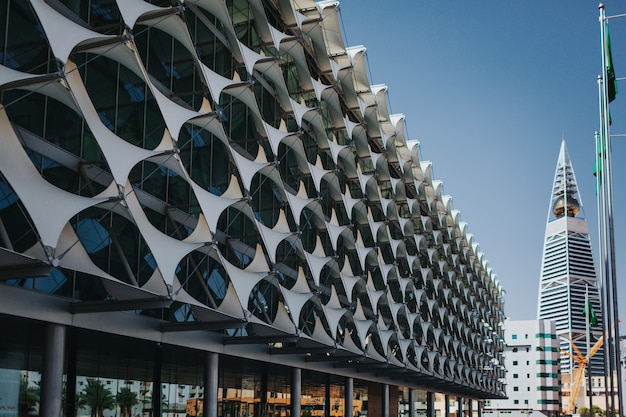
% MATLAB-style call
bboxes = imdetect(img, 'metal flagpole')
[598,8,614,414]
[587,285,594,415]
[595,128,612,414]
[598,6,615,415]
[599,4,624,415]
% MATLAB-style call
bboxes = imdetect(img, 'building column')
[445,395,450,417]
[64,331,77,417]
[40,324,66,417]
[457,397,463,417]
[204,352,219,417]
[477,401,482,417]
[260,367,268,414]
[382,384,389,417]
[153,345,163,417]
[291,368,301,417]
[468,399,473,417]
[427,392,435,417]
[345,377,353,417]
[409,389,416,417]
[325,375,331,417]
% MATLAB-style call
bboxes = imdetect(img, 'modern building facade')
[0,1,506,416]
[484,320,560,417]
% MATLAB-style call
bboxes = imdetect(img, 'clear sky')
[338,1,626,324]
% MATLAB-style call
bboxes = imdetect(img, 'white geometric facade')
[0,0,505,404]
[537,141,603,375]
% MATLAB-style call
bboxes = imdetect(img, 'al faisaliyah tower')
[537,140,604,375]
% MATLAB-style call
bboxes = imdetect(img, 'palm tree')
[77,379,115,417]
[116,387,139,417]
[18,379,40,417]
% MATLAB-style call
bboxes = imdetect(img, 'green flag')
[583,300,598,327]
[606,22,618,103]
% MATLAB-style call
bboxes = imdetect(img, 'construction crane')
[561,336,604,415]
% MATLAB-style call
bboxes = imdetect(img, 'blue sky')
[338,1,626,324]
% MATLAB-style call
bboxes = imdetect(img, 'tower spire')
[549,140,584,222]
[537,141,603,376]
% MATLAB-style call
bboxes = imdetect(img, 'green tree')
[19,379,40,417]
[592,405,604,417]
[116,387,139,417]
[77,379,115,417]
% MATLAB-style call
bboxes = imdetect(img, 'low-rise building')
[485,320,560,417]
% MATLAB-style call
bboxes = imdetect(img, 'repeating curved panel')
[0,0,506,399]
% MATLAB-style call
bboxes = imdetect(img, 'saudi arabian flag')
[583,300,598,327]
[606,22,618,103]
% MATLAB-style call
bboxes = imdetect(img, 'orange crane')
[561,336,604,415]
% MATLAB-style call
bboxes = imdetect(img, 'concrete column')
[468,399,473,417]
[477,401,482,417]
[427,392,435,417]
[204,352,219,417]
[457,397,463,417]
[40,324,66,417]
[382,384,389,417]
[445,395,450,417]
[291,368,301,417]
[345,377,353,417]
[409,389,416,417]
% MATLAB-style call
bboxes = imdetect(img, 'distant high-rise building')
[537,141,603,375]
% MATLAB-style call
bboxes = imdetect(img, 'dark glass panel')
[250,174,282,227]
[0,1,55,74]
[219,95,261,158]
[185,6,233,78]
[0,174,39,252]
[57,0,124,35]
[130,161,194,219]
[248,279,281,324]
[179,124,231,196]
[176,251,229,309]
[73,52,166,150]
[274,240,299,290]
[72,207,152,287]
[227,0,262,51]
[2,89,110,196]
[216,207,260,269]
[298,207,318,254]
[253,81,282,129]
[277,143,301,192]
[134,25,205,110]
